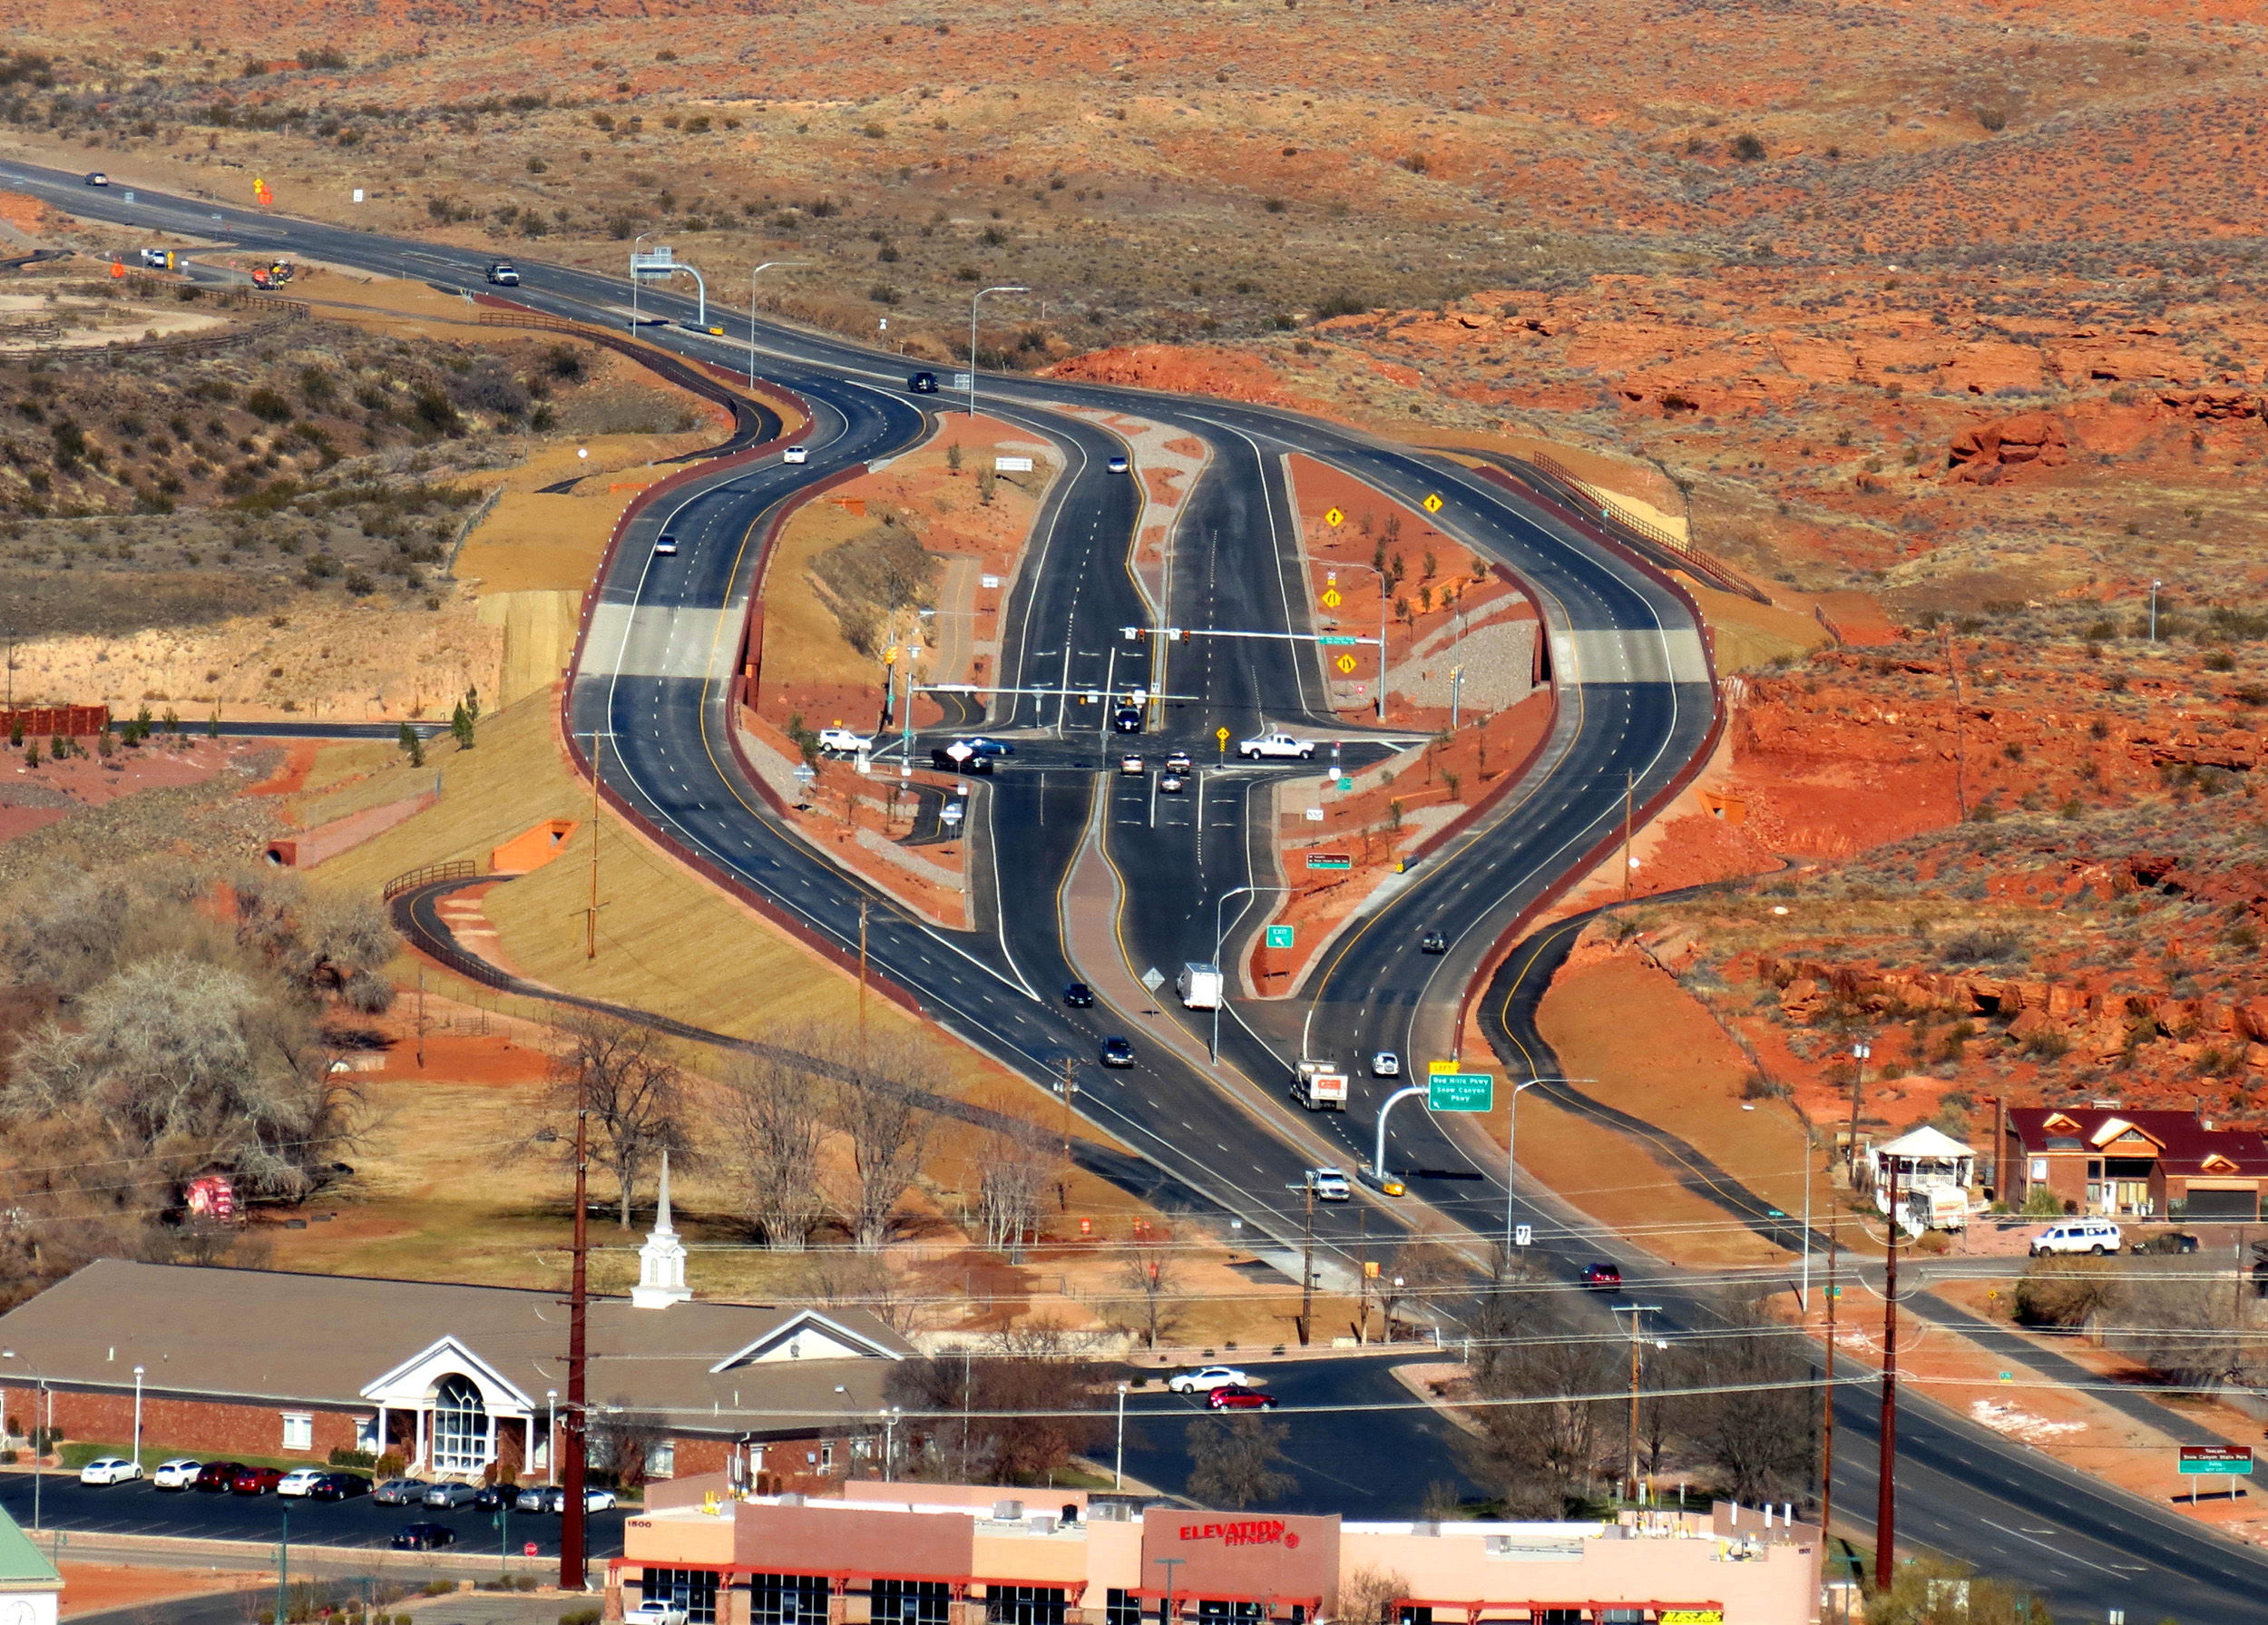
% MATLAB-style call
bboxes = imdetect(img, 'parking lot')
[0,1471,628,1558]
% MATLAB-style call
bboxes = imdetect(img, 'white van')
[2030,1219,2122,1257]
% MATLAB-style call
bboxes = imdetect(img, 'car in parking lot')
[424,1481,482,1509]
[515,1483,559,1512]
[547,1486,618,1512]
[652,534,679,556]
[153,1458,202,1491]
[628,1602,690,1625]
[1307,1167,1352,1201]
[1580,1261,1623,1291]
[372,1477,432,1505]
[231,1465,285,1496]
[2131,1229,2200,1255]
[1207,1385,1279,1412]
[2031,1219,2122,1257]
[79,1456,143,1486]
[391,1522,457,1552]
[308,1473,371,1502]
[816,726,872,754]
[276,1467,329,1497]
[1061,982,1094,1008]
[194,1461,248,1493]
[1099,1035,1136,1068]
[1168,1366,1248,1394]
[474,1483,515,1511]
[782,445,809,465]
[1371,1052,1401,1078]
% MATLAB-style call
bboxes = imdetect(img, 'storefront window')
[1193,1606,1265,1625]
[752,1575,830,1625]
[643,1570,719,1625]
[986,1586,1066,1625]
[431,1375,489,1474]
[1395,1610,1432,1625]
[1104,1591,1141,1625]
[872,1581,950,1625]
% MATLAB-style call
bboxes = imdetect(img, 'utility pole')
[1621,769,1635,901]
[1298,1182,1315,1347]
[276,1501,290,1625]
[583,733,607,960]
[857,896,870,1035]
[1876,1156,1901,1594]
[1613,1304,1660,1502]
[1844,1042,1871,1175]
[1821,1210,1837,1573]
[415,964,427,1070]
[1356,1209,1371,1346]
[559,1072,591,1592]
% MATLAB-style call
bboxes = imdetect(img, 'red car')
[1580,1262,1623,1292]
[1207,1385,1279,1411]
[231,1465,285,1495]
[193,1461,249,1493]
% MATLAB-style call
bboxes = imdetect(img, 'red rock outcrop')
[1948,412,2070,483]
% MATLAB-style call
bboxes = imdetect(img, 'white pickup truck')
[1237,730,1315,762]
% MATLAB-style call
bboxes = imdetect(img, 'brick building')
[2000,1106,2268,1220]
[0,1247,911,1490]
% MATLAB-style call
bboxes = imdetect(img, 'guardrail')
[1521,451,1769,603]
[382,858,478,901]
[476,308,582,336]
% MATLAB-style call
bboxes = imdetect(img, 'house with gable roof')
[2000,1106,2268,1221]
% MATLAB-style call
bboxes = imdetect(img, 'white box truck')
[1290,1059,1349,1111]
[1177,962,1223,1009]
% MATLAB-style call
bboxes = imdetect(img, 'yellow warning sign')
[1324,506,1345,527]
[1334,653,1358,673]
[1321,589,1343,609]
[1422,493,1444,514]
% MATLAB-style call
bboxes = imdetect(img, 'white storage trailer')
[1177,962,1224,1009]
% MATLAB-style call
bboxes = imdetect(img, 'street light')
[631,233,650,325]
[1209,885,1289,1062]
[2,1348,47,1532]
[882,1405,903,1482]
[547,1389,559,1486]
[1501,1078,1594,1261]
[2150,578,2163,642]
[132,1364,145,1472]
[967,286,1029,417]
[1325,559,1392,723]
[747,261,811,387]
[1113,1383,1130,1489]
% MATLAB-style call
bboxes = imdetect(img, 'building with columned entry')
[0,1179,911,1491]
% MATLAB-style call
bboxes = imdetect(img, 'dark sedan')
[474,1483,515,1511]
[1062,982,1095,1008]
[194,1461,249,1493]
[309,1473,371,1501]
[391,1522,457,1552]
[1100,1036,1136,1068]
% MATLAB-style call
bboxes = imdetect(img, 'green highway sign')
[1315,634,1358,646]
[1305,853,1352,871]
[1337,777,1354,791]
[2180,1446,2253,1476]
[1427,1072,1494,1111]
[1266,925,1295,949]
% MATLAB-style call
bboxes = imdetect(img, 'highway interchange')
[14,157,2268,1618]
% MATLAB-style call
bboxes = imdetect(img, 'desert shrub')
[2013,1258,2115,1328]
[1941,928,2022,964]
[1730,132,1766,161]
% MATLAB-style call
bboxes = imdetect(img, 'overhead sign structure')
[1427,1072,1495,1112]
[2180,1446,2253,1476]
[1305,853,1351,871]
[1266,925,1295,949]
[631,246,676,277]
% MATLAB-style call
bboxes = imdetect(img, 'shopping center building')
[610,1477,1818,1625]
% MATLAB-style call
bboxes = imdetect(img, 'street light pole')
[1210,885,1288,1062]
[1114,1383,1129,1489]
[631,233,649,325]
[967,286,1029,417]
[1154,1557,1185,1625]
[747,261,810,387]
[546,1389,558,1485]
[1330,561,1391,723]
[2,1350,44,1532]
[132,1365,144,1472]
[1501,1078,1595,1260]
[2150,578,2163,641]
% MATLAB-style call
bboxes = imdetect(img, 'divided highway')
[20,158,2268,1617]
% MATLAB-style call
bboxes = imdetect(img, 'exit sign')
[1266,925,1295,949]
[1427,1073,1494,1111]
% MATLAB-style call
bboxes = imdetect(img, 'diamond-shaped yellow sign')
[1324,506,1345,527]
[1334,653,1358,673]
[1321,588,1343,609]
[1422,493,1444,514]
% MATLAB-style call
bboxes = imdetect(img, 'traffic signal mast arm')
[1121,626,1380,645]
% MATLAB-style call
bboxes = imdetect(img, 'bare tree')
[2108,1273,2263,1390]
[806,1249,923,1336]
[1335,1567,1412,1625]
[885,1321,1104,1483]
[1185,1414,1296,1509]
[825,1030,944,1251]
[588,1401,669,1489]
[975,1124,1051,1260]
[1461,1282,1616,1517]
[1667,1291,1815,1505]
[1114,1227,1187,1349]
[723,1044,829,1250]
[543,1011,696,1228]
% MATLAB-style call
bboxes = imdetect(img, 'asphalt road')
[22,158,2268,1614]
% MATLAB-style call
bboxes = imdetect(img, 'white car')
[2030,1219,2122,1258]
[628,1604,689,1625]
[816,727,871,754]
[276,1467,328,1497]
[1107,455,1130,474]
[1307,1166,1352,1201]
[782,445,809,465]
[1168,1366,1249,1395]
[79,1456,143,1486]
[652,534,679,556]
[152,1457,202,1490]
[1371,1052,1401,1078]
[1237,730,1315,761]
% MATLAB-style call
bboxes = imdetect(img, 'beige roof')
[0,1259,912,1440]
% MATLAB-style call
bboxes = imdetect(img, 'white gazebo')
[1869,1125,1977,1233]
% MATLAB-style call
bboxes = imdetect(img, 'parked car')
[391,1522,457,1552]
[1307,1167,1352,1202]
[515,1483,560,1513]
[816,726,872,754]
[308,1473,372,1502]
[79,1456,143,1486]
[276,1468,329,1497]
[1207,1385,1279,1412]
[2131,1229,2201,1256]
[484,262,521,286]
[782,445,809,465]
[2031,1219,2122,1258]
[1419,931,1448,954]
[424,1481,482,1509]
[1099,1036,1136,1069]
[1371,1052,1402,1078]
[907,371,939,394]
[1580,1262,1623,1291]
[152,1458,203,1491]
[473,1483,516,1511]
[652,534,679,556]
[1061,982,1095,1008]
[194,1461,249,1493]
[1111,706,1144,735]
[231,1465,285,1496]
[1168,1366,1249,1395]
[1106,455,1130,475]
[556,1487,617,1512]
[628,1602,690,1625]
[372,1477,432,1505]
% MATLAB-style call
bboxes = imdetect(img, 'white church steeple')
[631,1150,692,1308]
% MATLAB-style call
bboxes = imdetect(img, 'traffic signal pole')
[559,1081,591,1591]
